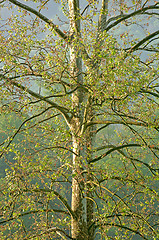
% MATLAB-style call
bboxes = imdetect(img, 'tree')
[0,0,159,239]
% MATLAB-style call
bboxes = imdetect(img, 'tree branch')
[0,209,69,225]
[7,0,93,71]
[24,227,75,240]
[94,222,148,239]
[30,145,79,157]
[0,106,56,158]
[105,3,159,32]
[8,0,68,40]
[91,143,141,163]
[86,119,151,129]
[27,188,77,220]
[0,74,71,122]
[128,30,159,53]
[140,88,159,98]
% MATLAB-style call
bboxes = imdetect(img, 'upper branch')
[128,30,159,53]
[140,88,159,98]
[105,3,159,32]
[8,0,68,40]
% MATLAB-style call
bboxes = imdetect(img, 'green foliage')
[0,0,159,239]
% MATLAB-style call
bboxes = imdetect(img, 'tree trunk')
[69,0,87,239]
[69,1,108,238]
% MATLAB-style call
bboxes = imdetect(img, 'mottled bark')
[69,0,87,239]
[69,1,109,238]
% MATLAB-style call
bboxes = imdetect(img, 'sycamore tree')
[0,0,159,239]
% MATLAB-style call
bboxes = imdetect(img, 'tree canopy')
[0,0,159,239]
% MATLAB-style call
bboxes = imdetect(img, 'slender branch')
[0,106,54,158]
[105,3,159,32]
[0,209,69,225]
[140,88,159,98]
[99,175,158,194]
[30,145,79,157]
[86,119,150,128]
[92,143,158,173]
[3,74,81,98]
[81,4,90,16]
[23,227,75,240]
[115,145,158,174]
[129,30,159,53]
[0,74,71,122]
[91,143,141,163]
[94,143,141,152]
[89,212,159,226]
[95,111,150,134]
[136,47,159,53]
[8,0,67,40]
[94,223,148,239]
[27,188,77,219]
[20,113,61,131]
